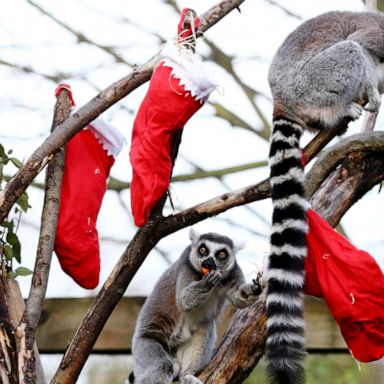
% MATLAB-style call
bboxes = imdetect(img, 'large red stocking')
[54,85,125,289]
[304,209,384,362]
[129,9,217,227]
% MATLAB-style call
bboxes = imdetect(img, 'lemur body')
[129,230,261,384]
[266,11,384,384]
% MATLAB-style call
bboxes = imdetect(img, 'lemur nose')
[201,257,216,271]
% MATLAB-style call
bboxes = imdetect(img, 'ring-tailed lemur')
[266,11,384,384]
[128,229,262,384]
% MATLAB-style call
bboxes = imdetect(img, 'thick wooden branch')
[0,278,46,384]
[306,132,384,198]
[17,89,72,384]
[311,143,384,226]
[199,299,267,384]
[0,275,18,383]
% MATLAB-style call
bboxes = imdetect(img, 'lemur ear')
[233,241,246,255]
[189,228,200,244]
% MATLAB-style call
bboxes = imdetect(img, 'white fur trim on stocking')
[88,117,125,159]
[161,39,218,102]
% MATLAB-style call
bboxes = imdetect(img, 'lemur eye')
[216,249,228,260]
[198,244,208,256]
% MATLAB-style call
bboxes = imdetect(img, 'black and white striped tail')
[266,117,308,384]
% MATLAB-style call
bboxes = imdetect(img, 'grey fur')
[129,230,261,384]
[269,11,384,129]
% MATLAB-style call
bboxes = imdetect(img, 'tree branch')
[306,132,384,198]
[16,88,72,384]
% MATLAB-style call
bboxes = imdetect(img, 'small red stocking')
[54,85,125,289]
[304,208,384,362]
[129,9,217,226]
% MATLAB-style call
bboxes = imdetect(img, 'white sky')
[1,0,382,304]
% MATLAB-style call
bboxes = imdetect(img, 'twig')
[26,0,132,66]
[17,88,72,383]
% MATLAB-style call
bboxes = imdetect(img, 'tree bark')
[16,88,72,384]
[0,277,46,384]
[305,132,384,198]
[199,299,267,384]
[0,274,19,383]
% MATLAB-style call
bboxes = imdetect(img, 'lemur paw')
[182,374,203,384]
[203,270,222,287]
[365,88,381,113]
[364,101,381,113]
[251,278,262,296]
[347,102,364,120]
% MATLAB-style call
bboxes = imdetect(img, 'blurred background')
[1,0,383,382]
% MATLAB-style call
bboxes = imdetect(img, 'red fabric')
[129,63,202,226]
[301,149,307,167]
[177,8,200,40]
[54,129,114,289]
[54,83,76,106]
[304,209,384,362]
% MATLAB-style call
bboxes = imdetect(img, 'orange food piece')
[202,267,210,275]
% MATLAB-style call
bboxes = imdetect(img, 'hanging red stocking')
[54,84,125,289]
[304,208,384,362]
[129,8,217,227]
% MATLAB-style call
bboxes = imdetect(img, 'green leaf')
[14,266,33,276]
[0,144,5,159]
[9,157,23,169]
[7,271,17,280]
[3,245,13,261]
[7,149,13,155]
[0,221,14,232]
[6,232,21,263]
[16,192,29,212]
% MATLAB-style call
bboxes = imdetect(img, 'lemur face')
[188,229,239,276]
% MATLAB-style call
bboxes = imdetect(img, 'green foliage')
[244,355,381,384]
[0,143,32,278]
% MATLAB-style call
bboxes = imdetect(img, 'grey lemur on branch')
[266,10,384,384]
[128,230,262,384]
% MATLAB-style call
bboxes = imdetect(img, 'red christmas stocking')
[304,208,384,362]
[129,9,217,227]
[54,85,125,289]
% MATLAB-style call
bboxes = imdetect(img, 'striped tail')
[266,117,308,384]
